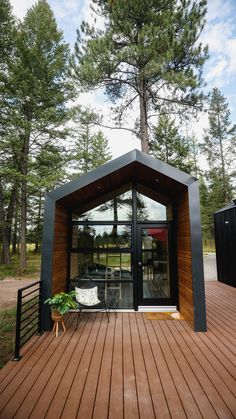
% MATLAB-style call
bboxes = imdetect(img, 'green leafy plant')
[44,291,77,315]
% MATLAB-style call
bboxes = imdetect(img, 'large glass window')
[70,252,132,280]
[72,225,131,249]
[74,190,132,221]
[70,252,133,309]
[137,192,167,221]
[70,183,172,309]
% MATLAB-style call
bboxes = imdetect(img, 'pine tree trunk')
[138,78,149,153]
[34,242,39,254]
[0,180,11,265]
[34,192,42,254]
[20,179,27,269]
[217,114,227,203]
[112,198,118,237]
[0,230,11,265]
[19,133,30,270]
[0,180,17,265]
[12,217,18,255]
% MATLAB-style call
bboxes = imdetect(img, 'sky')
[10,0,236,159]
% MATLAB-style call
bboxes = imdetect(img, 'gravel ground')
[203,254,217,281]
[0,255,217,311]
[0,278,39,311]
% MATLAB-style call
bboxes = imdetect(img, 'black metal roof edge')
[48,149,137,201]
[214,200,236,214]
[134,149,197,186]
[47,149,197,202]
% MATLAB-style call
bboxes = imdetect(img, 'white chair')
[75,281,110,326]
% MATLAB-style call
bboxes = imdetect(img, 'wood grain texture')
[52,203,70,295]
[176,190,194,328]
[0,282,235,419]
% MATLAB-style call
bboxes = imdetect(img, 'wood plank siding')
[52,203,70,294]
[0,282,235,419]
[176,190,194,327]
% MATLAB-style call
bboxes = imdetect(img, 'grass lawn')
[0,253,41,281]
[0,307,16,368]
[202,239,215,253]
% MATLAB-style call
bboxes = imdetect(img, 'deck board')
[0,282,236,419]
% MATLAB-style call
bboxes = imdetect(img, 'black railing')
[14,280,42,360]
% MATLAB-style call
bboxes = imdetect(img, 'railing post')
[37,281,42,334]
[14,289,23,361]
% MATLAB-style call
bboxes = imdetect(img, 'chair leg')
[104,304,110,322]
[76,307,82,329]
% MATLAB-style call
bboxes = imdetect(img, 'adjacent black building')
[214,200,236,288]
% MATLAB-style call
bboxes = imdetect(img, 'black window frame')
[69,183,174,310]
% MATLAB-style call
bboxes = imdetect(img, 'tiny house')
[214,200,236,287]
[40,149,207,331]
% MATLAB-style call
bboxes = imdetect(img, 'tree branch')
[95,122,139,137]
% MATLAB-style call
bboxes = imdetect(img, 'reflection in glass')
[70,252,133,309]
[137,192,167,221]
[70,252,132,280]
[72,225,132,249]
[76,190,132,221]
[141,228,170,298]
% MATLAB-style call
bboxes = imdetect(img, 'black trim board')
[40,196,55,330]
[47,149,196,202]
[188,181,207,331]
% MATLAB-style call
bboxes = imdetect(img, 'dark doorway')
[137,224,176,307]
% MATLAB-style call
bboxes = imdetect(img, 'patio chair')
[75,280,110,326]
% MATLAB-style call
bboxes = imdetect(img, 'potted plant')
[44,291,77,322]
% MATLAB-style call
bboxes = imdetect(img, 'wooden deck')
[0,281,235,419]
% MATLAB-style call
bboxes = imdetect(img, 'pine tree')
[2,0,75,268]
[198,176,210,239]
[28,144,67,253]
[70,107,111,176]
[150,115,192,173]
[72,0,208,152]
[186,133,200,178]
[202,88,236,207]
[0,0,18,265]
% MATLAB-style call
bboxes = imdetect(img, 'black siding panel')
[214,206,236,287]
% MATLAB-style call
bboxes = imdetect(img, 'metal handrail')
[14,280,42,360]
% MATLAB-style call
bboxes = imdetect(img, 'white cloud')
[49,0,79,20]
[205,58,228,86]
[201,6,236,88]
[207,0,233,22]
[11,0,36,19]
[201,21,233,55]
